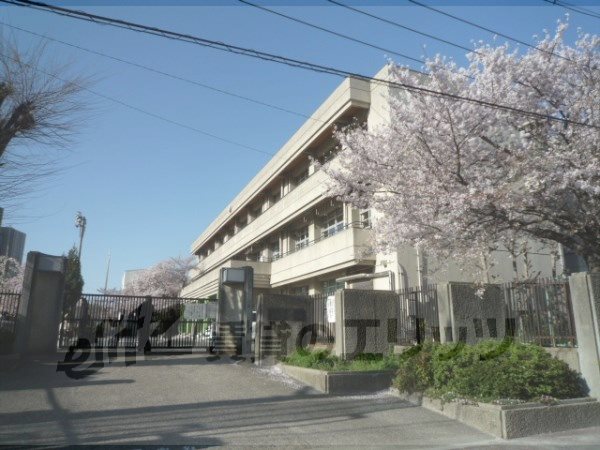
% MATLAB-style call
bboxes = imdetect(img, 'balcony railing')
[235,221,371,264]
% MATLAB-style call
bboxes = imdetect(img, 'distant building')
[0,227,26,264]
[122,268,148,292]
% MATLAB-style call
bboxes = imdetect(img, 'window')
[270,191,280,206]
[295,168,309,185]
[322,209,344,238]
[250,207,261,222]
[237,216,247,230]
[295,226,309,250]
[359,209,371,228]
[323,279,344,295]
[270,240,281,260]
[291,285,309,295]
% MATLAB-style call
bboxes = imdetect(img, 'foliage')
[281,348,400,372]
[123,256,194,297]
[63,246,84,314]
[0,38,88,215]
[325,22,600,274]
[393,340,588,402]
[0,256,23,291]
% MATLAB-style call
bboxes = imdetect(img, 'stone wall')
[443,283,507,345]
[254,293,314,365]
[334,289,398,359]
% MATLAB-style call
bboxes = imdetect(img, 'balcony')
[270,224,375,287]
[195,169,329,274]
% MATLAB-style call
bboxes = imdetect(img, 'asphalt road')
[0,351,598,448]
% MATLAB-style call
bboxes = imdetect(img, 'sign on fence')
[326,295,336,323]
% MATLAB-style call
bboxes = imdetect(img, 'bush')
[281,348,400,372]
[394,340,588,402]
[393,343,435,394]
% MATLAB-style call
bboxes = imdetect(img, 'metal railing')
[0,291,21,352]
[396,285,440,345]
[504,279,576,347]
[59,293,217,349]
[309,293,335,345]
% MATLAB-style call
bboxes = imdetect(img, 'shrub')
[281,349,400,372]
[393,343,435,394]
[394,340,588,402]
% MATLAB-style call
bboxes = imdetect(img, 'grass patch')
[281,348,399,372]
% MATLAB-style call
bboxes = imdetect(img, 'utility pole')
[103,251,111,292]
[75,211,87,260]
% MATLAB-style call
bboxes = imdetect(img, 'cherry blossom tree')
[124,256,195,297]
[325,22,600,275]
[0,256,23,291]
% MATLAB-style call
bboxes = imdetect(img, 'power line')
[542,0,600,20]
[326,0,476,55]
[238,0,425,67]
[408,0,575,63]
[2,0,597,130]
[0,21,325,124]
[0,48,274,156]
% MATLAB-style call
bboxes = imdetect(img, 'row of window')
[198,165,316,259]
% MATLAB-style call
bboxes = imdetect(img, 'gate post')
[568,273,600,398]
[436,283,453,343]
[14,252,67,355]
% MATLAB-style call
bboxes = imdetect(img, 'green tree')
[63,246,84,315]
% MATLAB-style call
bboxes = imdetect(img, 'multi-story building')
[181,66,561,299]
[0,227,26,264]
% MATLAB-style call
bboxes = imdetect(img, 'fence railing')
[394,280,577,348]
[309,293,335,345]
[0,291,21,353]
[396,285,440,345]
[504,279,576,347]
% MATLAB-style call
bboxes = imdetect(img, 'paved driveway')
[0,351,598,448]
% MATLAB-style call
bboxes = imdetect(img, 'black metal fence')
[58,293,217,350]
[309,293,335,344]
[393,280,577,347]
[504,279,576,347]
[0,291,21,353]
[396,285,440,345]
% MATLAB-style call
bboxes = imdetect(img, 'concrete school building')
[181,66,570,299]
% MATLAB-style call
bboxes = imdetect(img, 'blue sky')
[1,1,599,292]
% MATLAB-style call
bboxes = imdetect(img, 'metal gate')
[58,294,217,350]
[0,291,21,354]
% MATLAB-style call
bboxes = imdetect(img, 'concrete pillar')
[436,283,453,343]
[308,221,316,242]
[14,252,67,355]
[568,272,600,398]
[342,202,349,225]
[217,266,254,356]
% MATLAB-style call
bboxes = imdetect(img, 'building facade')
[181,66,561,299]
[0,227,26,264]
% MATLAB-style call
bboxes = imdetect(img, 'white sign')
[326,295,336,323]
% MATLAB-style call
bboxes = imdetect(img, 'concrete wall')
[374,241,558,293]
[568,273,600,398]
[439,283,507,345]
[254,293,314,364]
